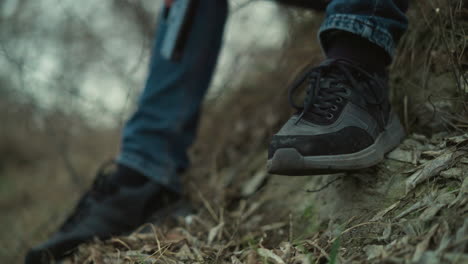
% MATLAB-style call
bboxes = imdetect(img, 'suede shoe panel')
[276,103,380,139]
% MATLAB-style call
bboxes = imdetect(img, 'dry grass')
[391,0,467,132]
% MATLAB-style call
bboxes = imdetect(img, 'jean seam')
[371,0,382,19]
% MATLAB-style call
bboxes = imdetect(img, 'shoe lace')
[288,58,385,124]
[59,161,118,231]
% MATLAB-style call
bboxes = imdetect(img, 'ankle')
[112,164,149,186]
[326,31,390,77]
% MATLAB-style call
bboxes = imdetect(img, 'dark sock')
[326,31,390,77]
[112,163,149,186]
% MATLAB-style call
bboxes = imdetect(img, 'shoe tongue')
[311,68,347,93]
[91,173,115,195]
[300,59,350,124]
[318,58,337,67]
[317,59,350,79]
[319,58,388,106]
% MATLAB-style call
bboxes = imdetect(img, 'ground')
[64,134,467,264]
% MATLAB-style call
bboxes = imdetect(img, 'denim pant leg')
[320,0,409,58]
[118,0,228,193]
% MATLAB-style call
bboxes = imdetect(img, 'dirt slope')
[67,133,467,264]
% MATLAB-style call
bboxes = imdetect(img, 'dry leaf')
[207,222,224,245]
[412,224,439,262]
[363,245,387,260]
[387,148,415,163]
[406,150,464,193]
[257,248,286,264]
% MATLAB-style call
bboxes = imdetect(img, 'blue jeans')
[118,0,408,192]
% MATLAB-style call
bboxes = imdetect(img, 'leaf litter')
[64,132,468,264]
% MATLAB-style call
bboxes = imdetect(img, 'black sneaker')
[267,58,405,175]
[25,163,181,264]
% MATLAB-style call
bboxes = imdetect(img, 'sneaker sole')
[267,112,406,176]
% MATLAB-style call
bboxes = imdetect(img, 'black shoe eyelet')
[331,105,338,111]
[336,97,343,103]
[326,113,334,120]
[344,88,352,96]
